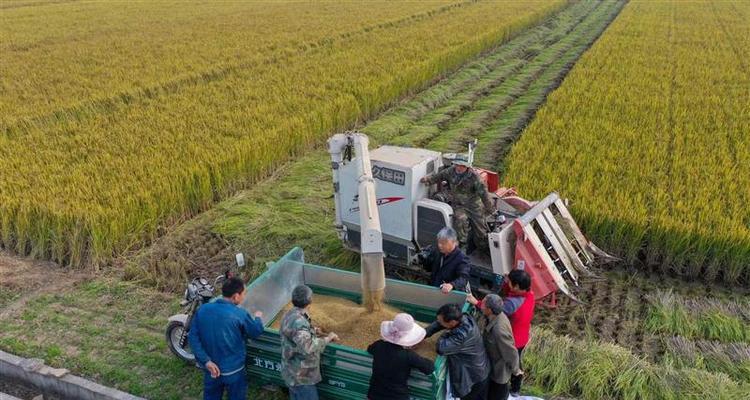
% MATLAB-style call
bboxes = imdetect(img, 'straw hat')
[380,313,426,347]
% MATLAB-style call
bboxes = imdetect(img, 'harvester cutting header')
[328,132,617,304]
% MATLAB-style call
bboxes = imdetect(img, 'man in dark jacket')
[426,303,489,400]
[467,270,534,398]
[421,227,471,294]
[188,277,264,400]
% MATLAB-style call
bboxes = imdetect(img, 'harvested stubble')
[271,294,438,360]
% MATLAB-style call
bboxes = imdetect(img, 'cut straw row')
[525,328,750,400]
[663,335,750,383]
[645,290,750,343]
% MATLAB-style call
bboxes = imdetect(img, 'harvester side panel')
[511,222,559,300]
[488,228,515,276]
[338,146,440,245]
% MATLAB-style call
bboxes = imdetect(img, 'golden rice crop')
[0,0,463,128]
[503,0,750,284]
[0,1,567,266]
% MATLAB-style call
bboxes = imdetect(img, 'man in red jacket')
[501,269,534,397]
[467,268,535,398]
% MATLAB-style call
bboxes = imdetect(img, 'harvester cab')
[328,132,617,305]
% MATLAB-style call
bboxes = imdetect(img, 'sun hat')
[380,313,426,347]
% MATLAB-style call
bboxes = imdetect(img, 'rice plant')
[503,0,750,285]
[0,0,568,267]
[663,335,750,383]
[573,342,631,399]
[523,327,578,395]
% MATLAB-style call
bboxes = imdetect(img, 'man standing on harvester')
[420,154,494,253]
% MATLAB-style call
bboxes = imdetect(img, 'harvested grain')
[271,294,439,359]
[361,253,386,312]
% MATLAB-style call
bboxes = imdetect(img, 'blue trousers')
[203,370,247,400]
[288,384,319,400]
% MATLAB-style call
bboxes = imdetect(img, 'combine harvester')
[327,132,617,305]
[241,132,614,398]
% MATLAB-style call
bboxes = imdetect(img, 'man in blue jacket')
[420,227,471,294]
[188,277,264,400]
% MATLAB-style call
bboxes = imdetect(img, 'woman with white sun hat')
[366,313,435,400]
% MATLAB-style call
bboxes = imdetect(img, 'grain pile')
[271,294,438,359]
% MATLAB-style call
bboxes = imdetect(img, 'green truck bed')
[242,247,466,400]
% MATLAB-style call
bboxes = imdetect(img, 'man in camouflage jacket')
[280,285,339,400]
[421,156,494,251]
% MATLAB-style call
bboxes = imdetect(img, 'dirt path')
[0,251,90,319]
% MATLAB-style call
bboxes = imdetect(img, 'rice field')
[0,0,566,267]
[2,1,750,399]
[0,0,460,126]
[130,0,625,290]
[503,0,750,284]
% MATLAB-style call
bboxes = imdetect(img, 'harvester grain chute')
[335,133,387,311]
[328,131,618,305]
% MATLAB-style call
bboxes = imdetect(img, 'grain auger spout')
[328,132,386,311]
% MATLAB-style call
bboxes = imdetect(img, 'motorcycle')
[166,253,246,364]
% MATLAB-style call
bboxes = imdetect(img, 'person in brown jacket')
[476,294,520,400]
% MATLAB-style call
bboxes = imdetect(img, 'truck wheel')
[166,320,196,364]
